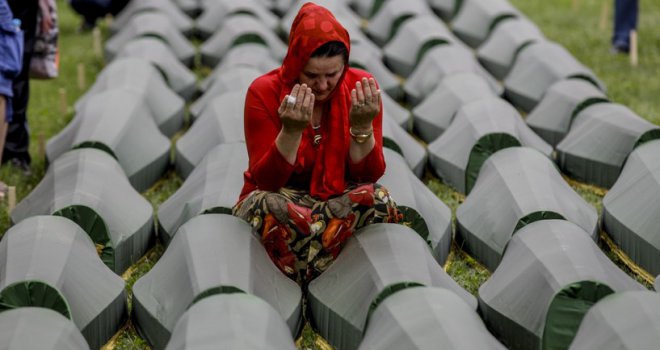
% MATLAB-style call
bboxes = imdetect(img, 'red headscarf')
[240,2,384,201]
[281,3,352,199]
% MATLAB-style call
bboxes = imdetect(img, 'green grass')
[0,1,658,349]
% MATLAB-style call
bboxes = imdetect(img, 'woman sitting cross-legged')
[233,3,402,285]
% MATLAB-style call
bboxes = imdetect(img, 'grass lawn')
[0,0,657,349]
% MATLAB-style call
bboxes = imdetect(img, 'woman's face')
[299,55,344,102]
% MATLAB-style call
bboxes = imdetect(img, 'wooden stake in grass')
[59,88,67,116]
[571,0,579,11]
[599,2,610,32]
[630,30,638,66]
[77,63,86,90]
[105,14,113,28]
[7,186,16,214]
[93,27,103,60]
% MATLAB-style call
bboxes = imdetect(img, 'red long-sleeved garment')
[238,3,385,201]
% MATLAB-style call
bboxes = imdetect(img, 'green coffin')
[161,143,248,244]
[164,294,296,350]
[0,216,126,349]
[456,148,597,271]
[133,214,302,350]
[105,12,195,66]
[360,287,505,350]
[309,223,475,350]
[0,308,90,350]
[428,98,551,194]
[12,149,155,274]
[478,220,644,350]
[569,291,660,349]
[199,14,286,68]
[602,140,660,276]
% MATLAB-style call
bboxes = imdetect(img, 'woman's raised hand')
[278,83,315,134]
[349,77,381,130]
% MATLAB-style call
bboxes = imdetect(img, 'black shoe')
[8,158,32,176]
[610,41,630,54]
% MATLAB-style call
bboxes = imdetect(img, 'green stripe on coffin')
[309,223,475,350]
[200,14,286,68]
[0,308,90,350]
[54,205,114,270]
[105,12,195,66]
[428,98,551,194]
[46,89,170,192]
[412,72,496,143]
[451,0,520,48]
[380,148,452,264]
[12,149,155,274]
[542,281,615,350]
[478,220,644,350]
[504,41,606,112]
[383,16,457,77]
[177,92,246,177]
[556,103,660,188]
[160,143,248,245]
[476,17,544,80]
[133,214,302,350]
[114,37,197,100]
[111,0,194,36]
[0,216,127,349]
[189,67,261,119]
[525,79,608,147]
[74,57,185,138]
[569,291,660,349]
[200,44,278,93]
[0,281,71,319]
[404,44,501,106]
[382,116,427,178]
[350,42,403,101]
[359,287,506,350]
[196,0,280,39]
[602,140,660,276]
[164,294,297,350]
[366,0,430,46]
[456,148,597,271]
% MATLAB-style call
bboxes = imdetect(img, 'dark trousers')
[612,0,639,49]
[69,0,129,27]
[4,0,38,164]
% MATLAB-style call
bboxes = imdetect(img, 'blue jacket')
[0,0,23,122]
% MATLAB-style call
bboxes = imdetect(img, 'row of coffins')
[123,1,487,349]
[2,0,659,349]
[1,2,202,348]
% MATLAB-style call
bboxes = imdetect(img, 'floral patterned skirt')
[233,183,402,285]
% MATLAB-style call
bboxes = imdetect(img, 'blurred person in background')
[612,0,639,53]
[3,0,52,176]
[0,0,23,197]
[67,0,129,31]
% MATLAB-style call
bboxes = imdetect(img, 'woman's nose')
[318,78,328,91]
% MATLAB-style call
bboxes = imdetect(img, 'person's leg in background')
[68,0,110,30]
[5,0,38,175]
[612,0,639,53]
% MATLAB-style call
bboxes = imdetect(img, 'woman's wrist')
[349,126,373,144]
[349,122,373,133]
